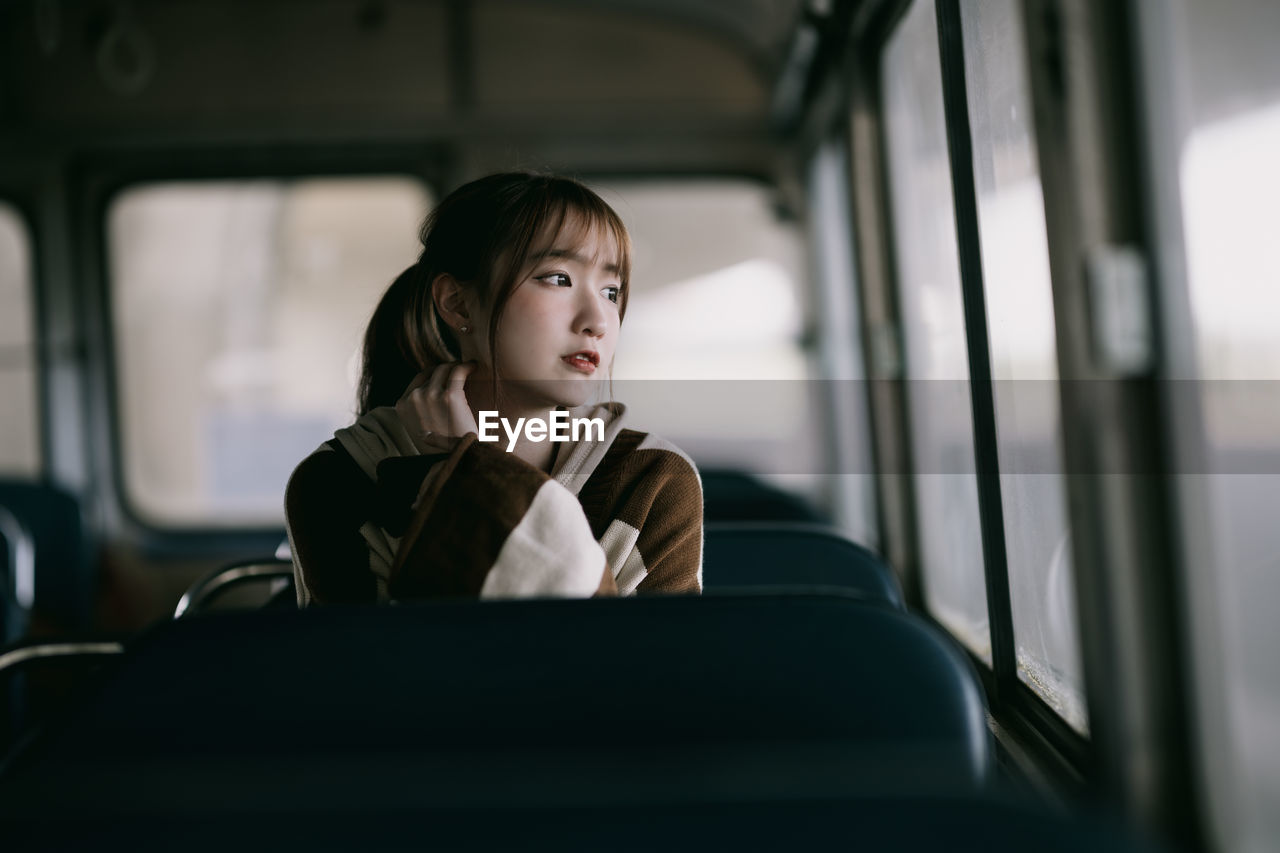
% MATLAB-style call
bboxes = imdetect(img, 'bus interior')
[1,0,1278,850]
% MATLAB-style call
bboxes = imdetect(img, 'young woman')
[285,172,703,604]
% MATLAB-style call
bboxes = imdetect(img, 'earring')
[459,324,470,334]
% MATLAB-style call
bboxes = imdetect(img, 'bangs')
[490,180,633,321]
[541,200,631,313]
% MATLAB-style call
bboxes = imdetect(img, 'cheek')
[491,302,553,368]
[502,292,558,345]
[604,315,621,355]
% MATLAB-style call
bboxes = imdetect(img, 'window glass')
[960,0,1086,731]
[1154,0,1280,848]
[0,203,40,477]
[108,177,431,526]
[881,0,990,662]
[591,180,819,502]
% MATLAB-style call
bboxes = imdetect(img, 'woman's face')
[472,215,623,411]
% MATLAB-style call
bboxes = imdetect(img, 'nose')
[574,286,609,339]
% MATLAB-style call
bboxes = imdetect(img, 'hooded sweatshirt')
[284,402,703,605]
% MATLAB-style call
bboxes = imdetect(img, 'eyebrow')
[532,247,621,276]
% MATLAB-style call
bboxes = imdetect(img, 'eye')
[539,272,571,287]
[602,286,620,304]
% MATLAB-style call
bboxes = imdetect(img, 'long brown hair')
[357,172,632,415]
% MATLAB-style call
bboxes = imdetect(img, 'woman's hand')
[395,362,479,454]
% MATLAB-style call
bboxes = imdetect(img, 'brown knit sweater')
[284,402,703,604]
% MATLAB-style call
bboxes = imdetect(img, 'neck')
[466,384,560,473]
[506,423,559,473]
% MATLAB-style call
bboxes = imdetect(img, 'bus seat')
[247,522,907,614]
[0,506,35,644]
[0,481,94,630]
[0,639,126,755]
[700,469,827,522]
[702,522,903,608]
[0,790,1164,851]
[0,593,992,817]
[173,558,295,617]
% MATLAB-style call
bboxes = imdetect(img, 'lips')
[562,351,599,373]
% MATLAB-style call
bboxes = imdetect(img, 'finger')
[398,372,431,403]
[421,362,458,433]
[445,362,479,434]
[394,375,438,453]
[424,362,454,401]
[402,372,436,427]
[447,361,473,391]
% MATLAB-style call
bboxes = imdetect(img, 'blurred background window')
[880,0,991,663]
[1151,0,1280,849]
[108,177,432,526]
[0,202,40,478]
[591,179,817,502]
[961,0,1085,731]
[109,176,813,527]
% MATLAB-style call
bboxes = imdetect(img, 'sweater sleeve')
[631,457,703,595]
[285,441,441,605]
[600,442,704,596]
[389,434,615,600]
[284,447,380,606]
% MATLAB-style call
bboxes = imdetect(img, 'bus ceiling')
[0,0,852,175]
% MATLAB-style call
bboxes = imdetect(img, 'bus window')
[591,180,820,508]
[959,0,1085,731]
[806,140,879,548]
[1144,0,1280,847]
[107,177,432,527]
[881,0,990,663]
[0,203,39,478]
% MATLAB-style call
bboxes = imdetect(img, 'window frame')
[836,0,1205,839]
[82,154,800,551]
[79,145,448,553]
[934,0,1085,777]
[930,0,1090,764]
[837,0,1111,798]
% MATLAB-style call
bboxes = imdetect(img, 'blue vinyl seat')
[700,468,827,522]
[174,557,295,617]
[703,522,904,608]
[0,593,991,819]
[0,791,1164,852]
[0,506,34,645]
[0,480,93,630]
[242,522,906,614]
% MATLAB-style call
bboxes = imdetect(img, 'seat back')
[0,506,34,644]
[1,639,126,754]
[700,469,827,522]
[174,558,295,617]
[1,593,992,814]
[703,522,904,608]
[0,481,93,629]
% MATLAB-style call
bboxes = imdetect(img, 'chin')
[545,379,598,409]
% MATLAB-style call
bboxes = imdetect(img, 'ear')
[431,273,472,332]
